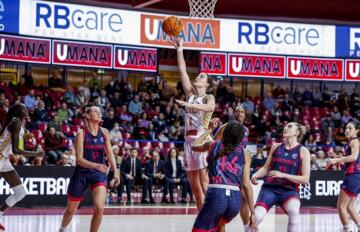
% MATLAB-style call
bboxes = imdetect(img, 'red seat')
[73,118,84,127]
[32,130,43,141]
[61,124,71,135]
[37,122,47,131]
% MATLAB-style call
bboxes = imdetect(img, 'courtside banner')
[0,34,50,64]
[0,166,92,207]
[52,40,112,68]
[345,59,360,81]
[300,171,344,207]
[287,57,343,81]
[227,53,285,78]
[200,52,227,75]
[114,45,157,72]
[221,19,335,57]
[19,0,140,45]
[140,14,220,50]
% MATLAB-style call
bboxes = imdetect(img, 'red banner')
[200,52,227,75]
[345,59,360,81]
[52,40,112,68]
[287,57,343,81]
[114,46,157,72]
[0,34,50,64]
[140,14,220,49]
[228,54,285,78]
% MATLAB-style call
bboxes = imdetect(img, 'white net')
[188,0,218,18]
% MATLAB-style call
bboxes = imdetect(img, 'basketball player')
[211,105,253,231]
[59,106,120,232]
[251,122,310,232]
[328,122,360,232]
[0,103,45,231]
[169,37,215,210]
[191,121,257,232]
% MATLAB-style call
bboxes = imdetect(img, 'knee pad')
[285,199,300,232]
[6,185,26,207]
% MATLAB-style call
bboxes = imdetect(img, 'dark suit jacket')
[144,160,166,178]
[121,157,143,179]
[165,159,185,179]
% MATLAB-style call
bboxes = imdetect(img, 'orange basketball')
[162,16,183,37]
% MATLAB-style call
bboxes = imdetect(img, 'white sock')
[343,224,350,232]
[59,226,68,232]
[243,224,249,231]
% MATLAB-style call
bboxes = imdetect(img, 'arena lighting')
[131,0,163,8]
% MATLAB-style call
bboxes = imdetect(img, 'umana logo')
[140,14,220,49]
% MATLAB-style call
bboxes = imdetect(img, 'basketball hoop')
[188,0,217,18]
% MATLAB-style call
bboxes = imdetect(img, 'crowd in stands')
[0,67,359,203]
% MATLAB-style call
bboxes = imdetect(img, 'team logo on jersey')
[93,138,97,143]
[100,137,104,143]
[292,153,298,159]
[284,153,289,157]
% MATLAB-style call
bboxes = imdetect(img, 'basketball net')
[188,0,217,18]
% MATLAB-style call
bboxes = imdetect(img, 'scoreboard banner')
[0,34,50,64]
[52,40,112,68]
[199,52,227,75]
[228,53,286,79]
[287,57,343,81]
[114,45,157,72]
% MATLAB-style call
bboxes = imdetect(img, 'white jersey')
[185,94,212,136]
[0,125,24,158]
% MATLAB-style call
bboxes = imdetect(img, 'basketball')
[162,16,183,36]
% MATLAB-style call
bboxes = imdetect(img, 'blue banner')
[336,26,360,58]
[0,0,19,34]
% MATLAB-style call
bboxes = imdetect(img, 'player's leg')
[192,188,226,232]
[59,200,81,232]
[347,197,360,230]
[338,190,352,232]
[0,170,26,213]
[187,170,204,210]
[90,185,107,232]
[199,168,209,195]
[283,198,301,232]
[254,188,277,226]
[240,189,250,231]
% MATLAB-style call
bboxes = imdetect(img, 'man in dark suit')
[143,150,169,204]
[165,149,189,203]
[120,148,145,204]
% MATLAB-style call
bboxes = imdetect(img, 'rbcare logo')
[349,28,360,57]
[21,0,135,44]
[35,2,123,32]
[140,14,220,49]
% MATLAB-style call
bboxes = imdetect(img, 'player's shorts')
[255,185,300,212]
[192,184,241,232]
[341,174,360,198]
[184,136,207,171]
[67,168,107,201]
[0,157,15,173]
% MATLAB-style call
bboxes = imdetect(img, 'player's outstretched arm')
[169,37,192,96]
[329,139,359,164]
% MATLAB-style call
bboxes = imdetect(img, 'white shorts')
[0,157,15,172]
[183,136,208,171]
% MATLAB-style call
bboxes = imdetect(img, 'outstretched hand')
[168,36,183,49]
